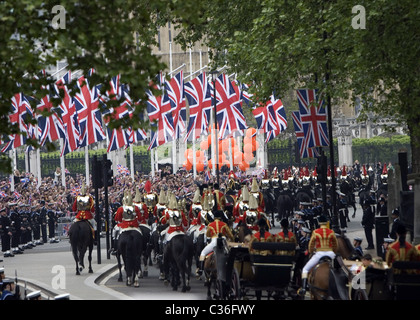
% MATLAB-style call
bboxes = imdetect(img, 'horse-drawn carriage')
[209,235,298,300]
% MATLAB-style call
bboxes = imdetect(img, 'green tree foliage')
[173,0,420,172]
[0,0,200,172]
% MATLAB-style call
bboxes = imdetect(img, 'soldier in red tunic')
[133,189,149,226]
[160,194,189,244]
[299,215,338,296]
[385,224,417,267]
[198,209,234,275]
[242,195,261,233]
[72,183,96,242]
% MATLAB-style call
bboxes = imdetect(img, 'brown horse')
[307,233,354,300]
[203,252,218,300]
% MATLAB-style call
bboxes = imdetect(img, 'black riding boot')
[299,278,308,297]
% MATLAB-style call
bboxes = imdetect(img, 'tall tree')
[173,0,420,173]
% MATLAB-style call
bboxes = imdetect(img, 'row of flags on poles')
[1,67,329,160]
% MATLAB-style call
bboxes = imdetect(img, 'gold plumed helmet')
[158,189,167,205]
[80,182,87,196]
[134,188,142,203]
[251,177,259,193]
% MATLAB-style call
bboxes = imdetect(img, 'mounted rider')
[232,186,250,228]
[72,183,96,243]
[143,180,157,222]
[250,177,265,214]
[299,215,338,296]
[243,195,261,233]
[187,189,207,241]
[198,208,234,275]
[160,194,189,245]
[111,191,142,252]
[133,188,149,227]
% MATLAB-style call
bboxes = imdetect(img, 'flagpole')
[189,48,197,179]
[37,148,41,188]
[130,144,134,181]
[169,41,177,174]
[85,146,90,186]
[10,150,15,192]
[60,139,66,187]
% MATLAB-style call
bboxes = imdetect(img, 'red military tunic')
[206,219,234,240]
[133,202,149,225]
[160,210,189,234]
[72,195,95,220]
[114,205,141,229]
[385,240,417,267]
[308,225,338,254]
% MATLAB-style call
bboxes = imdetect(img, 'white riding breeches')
[302,251,336,278]
[200,237,219,260]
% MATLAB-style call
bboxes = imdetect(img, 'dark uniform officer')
[1,208,13,257]
[31,204,42,245]
[9,203,23,255]
[47,203,59,243]
[39,201,48,243]
[361,199,375,250]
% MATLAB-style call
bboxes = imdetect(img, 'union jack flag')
[213,74,248,139]
[292,111,319,159]
[55,71,80,156]
[1,93,33,152]
[116,164,130,176]
[0,191,7,198]
[231,79,253,107]
[146,80,174,150]
[100,76,132,152]
[74,71,106,148]
[36,87,65,146]
[165,71,187,139]
[184,72,212,141]
[252,95,287,143]
[296,89,329,148]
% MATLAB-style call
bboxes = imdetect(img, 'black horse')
[262,188,277,227]
[116,229,144,287]
[163,234,193,292]
[276,193,294,219]
[139,225,152,277]
[68,220,94,275]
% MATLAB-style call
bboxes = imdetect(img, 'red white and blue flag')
[73,71,106,148]
[146,76,174,150]
[213,74,248,139]
[36,87,66,146]
[252,95,287,143]
[296,89,329,148]
[184,72,212,141]
[165,71,187,139]
[1,93,33,152]
[55,71,81,156]
[292,111,319,159]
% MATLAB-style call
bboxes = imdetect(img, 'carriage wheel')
[228,268,241,300]
[352,288,368,300]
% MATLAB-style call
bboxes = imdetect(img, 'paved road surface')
[0,203,380,300]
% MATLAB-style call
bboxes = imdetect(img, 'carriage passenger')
[249,218,274,256]
[299,215,338,296]
[275,218,297,255]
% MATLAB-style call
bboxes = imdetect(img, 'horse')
[262,188,277,227]
[68,220,94,275]
[163,233,193,292]
[201,250,221,300]
[276,193,294,220]
[116,229,144,287]
[306,232,354,300]
[139,224,151,277]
